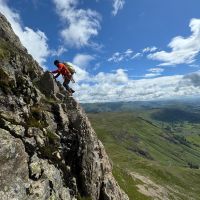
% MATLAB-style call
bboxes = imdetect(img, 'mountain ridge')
[0,13,128,200]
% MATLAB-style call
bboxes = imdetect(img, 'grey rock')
[0,118,25,137]
[0,128,29,200]
[28,154,72,200]
[35,135,45,147]
[27,127,46,147]
[35,71,60,97]
[29,154,42,179]
[24,137,37,151]
[56,92,65,100]
[27,127,44,137]
[52,103,69,131]
[0,13,26,51]
[102,173,129,200]
[43,111,58,132]
[69,105,129,200]
[28,179,50,200]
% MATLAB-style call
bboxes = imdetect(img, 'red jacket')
[52,63,71,77]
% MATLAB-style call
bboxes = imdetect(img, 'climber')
[51,60,75,95]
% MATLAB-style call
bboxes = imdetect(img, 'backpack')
[63,62,76,74]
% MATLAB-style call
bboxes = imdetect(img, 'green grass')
[113,167,152,200]
[0,40,10,60]
[88,111,200,200]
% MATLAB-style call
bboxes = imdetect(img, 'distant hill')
[82,97,200,113]
[86,101,200,199]
[151,108,200,123]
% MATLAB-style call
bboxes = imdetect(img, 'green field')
[87,106,200,200]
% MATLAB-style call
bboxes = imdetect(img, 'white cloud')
[112,0,125,16]
[53,0,101,48]
[0,0,50,67]
[143,68,164,78]
[50,46,67,57]
[144,73,160,78]
[189,64,200,68]
[70,65,200,103]
[182,71,200,87]
[148,18,200,66]
[73,71,200,102]
[143,46,157,53]
[67,62,89,83]
[93,62,101,71]
[131,52,142,59]
[108,49,143,62]
[125,48,133,55]
[108,52,123,62]
[93,69,128,84]
[108,49,134,62]
[148,68,164,73]
[144,73,159,78]
[73,54,95,68]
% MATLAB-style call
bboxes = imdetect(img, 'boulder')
[35,71,60,97]
[0,128,29,200]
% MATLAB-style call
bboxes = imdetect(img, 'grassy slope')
[88,111,200,200]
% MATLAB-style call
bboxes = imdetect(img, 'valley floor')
[88,110,200,200]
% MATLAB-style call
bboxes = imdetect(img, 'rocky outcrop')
[0,13,129,200]
[0,14,26,52]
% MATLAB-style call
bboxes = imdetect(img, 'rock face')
[0,13,129,200]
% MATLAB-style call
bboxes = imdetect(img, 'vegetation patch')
[26,110,47,129]
[25,106,48,129]
[113,167,151,200]
[0,40,10,60]
[41,97,60,105]
[0,68,13,94]
[45,131,60,145]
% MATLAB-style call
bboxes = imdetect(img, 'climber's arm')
[51,69,59,74]
[54,73,60,78]
[51,68,62,78]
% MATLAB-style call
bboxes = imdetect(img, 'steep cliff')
[0,13,129,200]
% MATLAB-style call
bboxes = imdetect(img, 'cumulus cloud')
[67,62,89,83]
[73,54,95,68]
[148,18,200,66]
[0,0,50,67]
[53,0,101,48]
[76,73,200,102]
[71,67,200,103]
[112,0,125,16]
[93,69,128,84]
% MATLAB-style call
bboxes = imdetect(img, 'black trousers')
[63,76,71,91]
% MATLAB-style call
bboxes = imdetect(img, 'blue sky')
[1,0,200,102]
